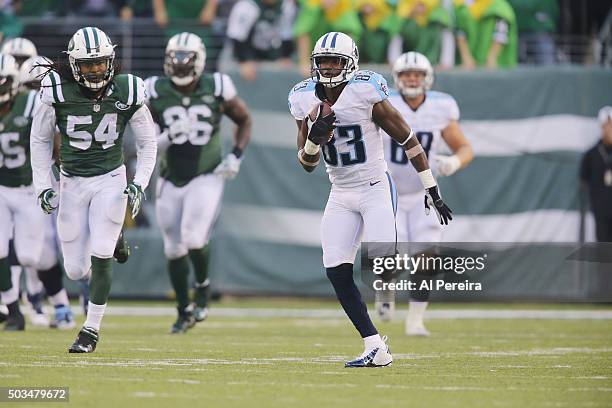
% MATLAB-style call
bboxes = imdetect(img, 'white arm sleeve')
[128,104,158,189]
[30,96,57,196]
[213,73,238,101]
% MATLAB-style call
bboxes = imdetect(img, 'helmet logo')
[68,39,75,52]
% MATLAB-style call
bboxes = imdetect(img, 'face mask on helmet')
[0,76,16,104]
[13,55,30,68]
[396,70,428,98]
[312,54,356,88]
[165,50,198,86]
[74,56,113,90]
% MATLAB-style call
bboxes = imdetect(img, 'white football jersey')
[384,90,459,195]
[288,70,390,187]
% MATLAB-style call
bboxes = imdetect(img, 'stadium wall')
[99,67,612,300]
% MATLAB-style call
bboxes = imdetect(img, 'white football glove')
[431,154,461,177]
[214,153,242,180]
[167,119,191,144]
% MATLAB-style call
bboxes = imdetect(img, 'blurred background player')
[146,32,251,333]
[1,37,37,67]
[288,32,452,367]
[379,51,473,335]
[0,53,58,331]
[30,27,157,352]
[17,55,77,329]
[0,37,49,327]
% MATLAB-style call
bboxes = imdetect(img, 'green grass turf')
[2,303,611,408]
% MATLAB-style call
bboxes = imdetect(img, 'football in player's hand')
[308,102,335,145]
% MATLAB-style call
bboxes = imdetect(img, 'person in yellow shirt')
[387,0,455,67]
[294,0,363,77]
[356,0,394,63]
[454,0,518,69]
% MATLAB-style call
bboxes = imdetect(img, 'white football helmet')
[19,55,52,90]
[67,27,116,90]
[164,32,206,86]
[1,37,37,67]
[393,52,434,98]
[0,53,21,104]
[311,32,359,88]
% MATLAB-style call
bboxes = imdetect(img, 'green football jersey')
[40,72,146,177]
[0,90,37,187]
[147,73,230,187]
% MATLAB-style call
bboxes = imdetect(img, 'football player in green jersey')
[13,55,78,330]
[1,40,53,328]
[146,32,251,333]
[0,52,73,330]
[0,53,40,331]
[30,27,157,353]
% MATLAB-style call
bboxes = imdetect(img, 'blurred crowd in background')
[0,0,610,82]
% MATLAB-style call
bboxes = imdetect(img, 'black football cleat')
[4,311,25,331]
[113,230,130,264]
[170,308,196,333]
[68,327,99,353]
[0,311,7,323]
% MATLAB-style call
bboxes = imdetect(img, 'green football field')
[2,300,612,408]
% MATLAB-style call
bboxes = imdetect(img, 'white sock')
[407,301,428,326]
[83,302,106,331]
[49,289,69,307]
[24,267,44,295]
[363,334,383,351]
[2,266,22,305]
[1,287,19,305]
[11,265,22,293]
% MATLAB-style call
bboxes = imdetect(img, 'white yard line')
[99,306,612,320]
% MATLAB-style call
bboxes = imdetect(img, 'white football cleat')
[345,336,393,368]
[29,308,50,327]
[375,301,395,321]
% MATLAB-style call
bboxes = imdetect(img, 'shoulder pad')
[349,70,389,103]
[289,79,316,97]
[114,74,147,107]
[39,71,66,105]
[427,91,460,121]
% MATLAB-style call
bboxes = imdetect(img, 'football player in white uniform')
[380,52,473,336]
[288,32,452,367]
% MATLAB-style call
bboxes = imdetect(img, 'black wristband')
[232,146,243,158]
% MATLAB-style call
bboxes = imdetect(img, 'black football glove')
[424,186,453,225]
[307,106,336,145]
